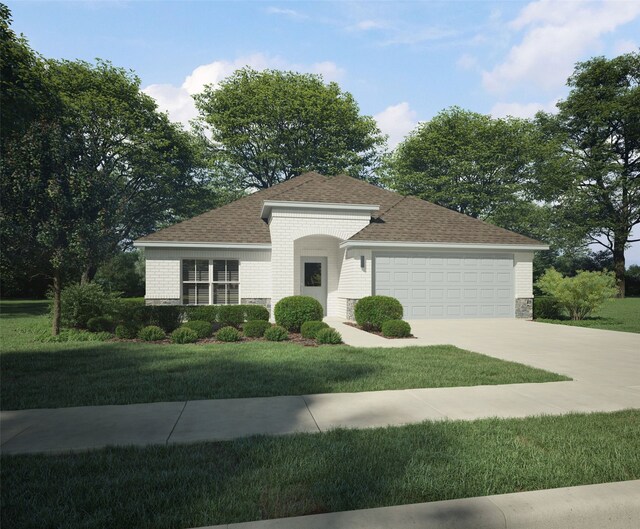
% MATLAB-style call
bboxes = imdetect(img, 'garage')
[374,252,515,319]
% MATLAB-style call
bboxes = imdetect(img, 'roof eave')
[133,241,272,250]
[340,240,550,251]
[260,200,380,219]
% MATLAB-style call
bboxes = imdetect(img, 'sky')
[8,0,640,264]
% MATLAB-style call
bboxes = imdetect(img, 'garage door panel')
[375,252,514,319]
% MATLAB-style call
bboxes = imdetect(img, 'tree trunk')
[52,268,61,336]
[80,264,96,285]
[612,233,626,298]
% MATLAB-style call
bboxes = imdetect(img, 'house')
[134,172,548,320]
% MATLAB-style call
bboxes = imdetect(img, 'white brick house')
[134,173,547,320]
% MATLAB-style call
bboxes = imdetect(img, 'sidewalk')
[193,480,640,529]
[2,380,639,455]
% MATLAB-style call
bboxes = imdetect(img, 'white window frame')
[181,259,211,305]
[211,259,240,305]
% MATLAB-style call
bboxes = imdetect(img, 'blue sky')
[8,0,640,263]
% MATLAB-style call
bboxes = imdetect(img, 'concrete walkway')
[194,480,640,529]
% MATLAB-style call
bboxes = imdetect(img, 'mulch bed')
[112,332,318,347]
[343,321,416,339]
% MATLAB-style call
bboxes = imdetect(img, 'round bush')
[216,326,241,342]
[171,326,199,344]
[533,296,563,320]
[300,320,329,339]
[274,296,323,332]
[354,296,403,331]
[138,325,166,342]
[316,327,343,345]
[264,325,289,342]
[115,324,139,339]
[86,316,114,333]
[381,319,411,338]
[182,320,213,339]
[243,320,271,338]
[184,305,218,323]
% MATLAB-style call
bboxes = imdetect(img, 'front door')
[300,257,327,315]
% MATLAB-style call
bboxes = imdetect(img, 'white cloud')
[482,0,640,94]
[143,53,345,126]
[490,99,558,119]
[613,38,638,55]
[352,19,386,31]
[374,102,418,148]
[265,6,308,20]
[457,53,478,71]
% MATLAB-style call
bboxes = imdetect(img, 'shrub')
[57,282,117,328]
[86,316,114,333]
[216,326,241,342]
[184,305,218,323]
[143,306,184,333]
[533,296,563,320]
[112,298,146,327]
[218,305,245,327]
[38,329,112,343]
[354,296,403,331]
[316,327,343,345]
[182,320,213,339]
[243,320,271,338]
[138,325,166,342]
[381,319,411,338]
[300,320,329,339]
[264,325,289,341]
[243,304,270,322]
[274,296,323,332]
[115,324,139,339]
[171,326,199,344]
[536,268,618,320]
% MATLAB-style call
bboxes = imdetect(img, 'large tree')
[540,52,640,296]
[194,68,386,189]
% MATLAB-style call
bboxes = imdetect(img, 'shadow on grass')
[0,300,50,318]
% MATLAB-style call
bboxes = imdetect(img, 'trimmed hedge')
[182,320,213,339]
[274,296,323,332]
[138,325,166,342]
[112,301,183,333]
[533,296,563,320]
[86,316,114,333]
[216,326,241,342]
[264,325,289,342]
[316,327,343,345]
[184,305,218,323]
[300,321,329,339]
[115,324,139,339]
[217,305,245,328]
[171,327,199,344]
[381,319,411,338]
[243,305,270,322]
[243,320,271,338]
[354,296,403,331]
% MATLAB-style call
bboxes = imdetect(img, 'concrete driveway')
[330,318,640,387]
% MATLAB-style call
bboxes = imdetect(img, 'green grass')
[0,300,568,410]
[2,410,638,529]
[536,297,640,334]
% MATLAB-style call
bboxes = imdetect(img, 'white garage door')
[374,253,515,319]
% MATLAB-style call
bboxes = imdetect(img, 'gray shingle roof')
[135,172,546,247]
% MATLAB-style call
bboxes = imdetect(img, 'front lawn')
[536,297,640,334]
[0,299,569,410]
[2,410,638,529]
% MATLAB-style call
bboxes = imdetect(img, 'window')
[182,259,240,306]
[304,262,322,287]
[182,260,210,305]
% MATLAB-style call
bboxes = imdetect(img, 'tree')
[388,107,546,220]
[541,52,640,296]
[194,68,386,189]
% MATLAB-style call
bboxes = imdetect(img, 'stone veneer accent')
[145,298,181,306]
[345,298,360,321]
[515,298,533,319]
[241,298,271,311]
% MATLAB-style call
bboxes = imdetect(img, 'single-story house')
[134,172,548,320]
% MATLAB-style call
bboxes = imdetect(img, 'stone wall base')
[515,298,533,319]
[145,298,181,306]
[345,298,360,321]
[241,298,271,312]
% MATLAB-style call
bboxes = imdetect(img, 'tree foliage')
[539,52,640,295]
[195,68,386,189]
